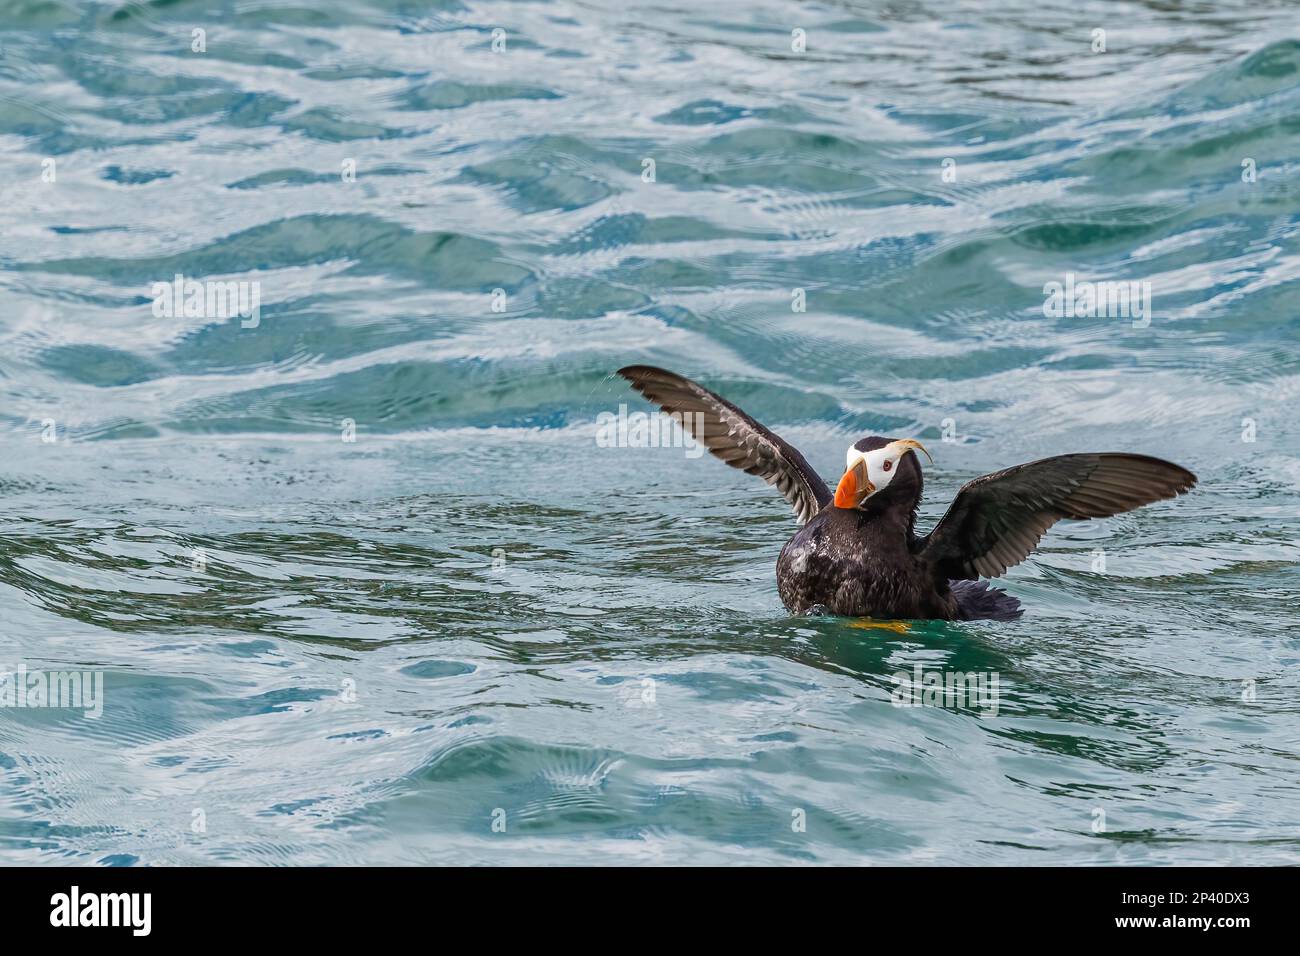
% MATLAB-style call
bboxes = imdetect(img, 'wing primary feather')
[616,366,832,524]
[919,452,1195,580]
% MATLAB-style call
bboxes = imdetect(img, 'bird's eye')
[883,460,892,472]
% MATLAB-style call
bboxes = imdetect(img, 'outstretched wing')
[616,365,831,524]
[918,453,1196,580]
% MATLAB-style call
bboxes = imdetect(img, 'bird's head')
[834,437,932,510]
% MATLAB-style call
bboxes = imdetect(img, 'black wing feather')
[918,453,1196,580]
[616,366,831,524]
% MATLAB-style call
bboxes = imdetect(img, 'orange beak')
[834,459,873,509]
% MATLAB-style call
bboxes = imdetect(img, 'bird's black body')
[777,505,952,619]
[776,507,1021,620]
[775,437,952,618]
[772,436,1022,619]
[616,366,1196,622]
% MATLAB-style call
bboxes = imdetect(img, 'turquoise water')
[1,0,1298,865]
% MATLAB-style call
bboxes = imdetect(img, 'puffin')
[616,366,1196,621]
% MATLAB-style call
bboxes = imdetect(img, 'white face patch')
[846,445,904,498]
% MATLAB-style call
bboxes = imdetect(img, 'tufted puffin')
[617,366,1196,621]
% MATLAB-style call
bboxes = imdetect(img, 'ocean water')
[0,0,1298,866]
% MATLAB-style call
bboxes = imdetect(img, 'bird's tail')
[950,579,1023,621]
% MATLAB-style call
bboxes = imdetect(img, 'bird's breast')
[775,509,931,617]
